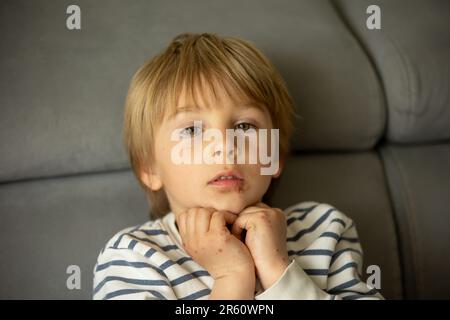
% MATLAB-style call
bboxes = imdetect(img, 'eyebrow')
[175,105,199,114]
[168,105,201,121]
[170,103,263,120]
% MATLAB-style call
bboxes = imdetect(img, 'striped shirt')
[93,201,383,300]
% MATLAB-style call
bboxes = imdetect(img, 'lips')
[208,170,244,184]
[207,170,244,190]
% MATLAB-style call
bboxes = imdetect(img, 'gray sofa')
[1,0,449,299]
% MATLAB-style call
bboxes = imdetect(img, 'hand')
[176,207,256,281]
[231,202,290,290]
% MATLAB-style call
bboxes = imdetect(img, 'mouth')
[207,170,244,189]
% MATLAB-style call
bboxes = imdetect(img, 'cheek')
[163,163,209,197]
[246,166,272,189]
[164,164,199,184]
[245,171,272,205]
[256,173,273,189]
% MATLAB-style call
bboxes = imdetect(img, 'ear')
[273,154,285,179]
[140,167,163,191]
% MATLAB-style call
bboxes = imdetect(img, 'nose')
[213,139,237,162]
[210,129,240,164]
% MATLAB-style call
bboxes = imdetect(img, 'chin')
[210,199,248,215]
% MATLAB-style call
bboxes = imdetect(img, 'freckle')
[276,249,279,252]
[194,250,198,253]
[218,248,223,252]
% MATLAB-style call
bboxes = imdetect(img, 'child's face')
[141,82,281,215]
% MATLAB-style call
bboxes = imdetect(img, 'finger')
[187,208,197,237]
[239,206,263,216]
[231,214,252,239]
[242,202,269,212]
[239,202,272,216]
[209,211,237,232]
[176,212,188,247]
[256,202,270,208]
[196,208,213,234]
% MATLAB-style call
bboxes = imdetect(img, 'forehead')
[160,68,277,126]
[173,103,264,116]
[167,84,267,120]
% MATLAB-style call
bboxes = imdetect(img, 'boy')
[93,33,383,300]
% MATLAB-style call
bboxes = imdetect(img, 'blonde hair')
[123,33,296,218]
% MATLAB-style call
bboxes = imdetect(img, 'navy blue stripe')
[138,229,168,236]
[113,226,140,248]
[289,249,334,256]
[95,260,166,277]
[328,278,360,294]
[161,244,179,251]
[320,231,340,241]
[125,234,180,252]
[286,205,318,225]
[144,245,179,258]
[94,276,169,295]
[304,269,329,276]
[180,288,211,300]
[339,236,359,243]
[331,218,346,228]
[328,262,359,277]
[288,204,318,214]
[103,288,167,300]
[338,288,380,296]
[128,239,138,249]
[330,248,363,265]
[303,265,360,277]
[145,248,157,258]
[97,257,192,274]
[170,270,210,286]
[287,208,335,242]
[160,257,193,270]
[319,231,359,243]
[112,227,168,249]
[124,234,159,247]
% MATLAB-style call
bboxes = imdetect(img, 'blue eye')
[235,122,257,131]
[180,126,201,137]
